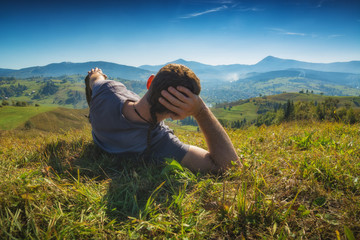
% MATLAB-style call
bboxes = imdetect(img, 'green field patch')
[165,121,199,132]
[67,85,84,91]
[0,106,56,130]
[212,102,258,122]
[25,107,90,132]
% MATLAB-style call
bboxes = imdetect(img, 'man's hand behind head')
[159,86,206,120]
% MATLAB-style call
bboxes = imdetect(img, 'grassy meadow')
[0,106,57,130]
[0,121,359,239]
[0,106,90,132]
[212,102,258,122]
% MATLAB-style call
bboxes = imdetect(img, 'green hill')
[0,106,56,130]
[212,92,360,125]
[0,75,88,108]
[266,92,360,103]
[0,61,152,80]
[212,101,258,122]
[0,75,146,109]
[21,107,90,132]
[0,105,90,131]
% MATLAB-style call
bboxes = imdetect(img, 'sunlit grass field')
[0,121,359,239]
[0,106,89,132]
[0,106,56,130]
[212,102,258,122]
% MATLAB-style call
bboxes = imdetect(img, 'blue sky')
[1,0,359,69]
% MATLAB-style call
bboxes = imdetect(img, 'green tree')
[316,104,325,121]
[274,108,285,124]
[324,98,339,121]
[256,112,276,126]
[316,98,340,121]
[40,81,59,96]
[295,101,315,120]
[284,100,295,121]
[346,108,357,124]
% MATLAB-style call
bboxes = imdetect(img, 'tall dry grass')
[0,122,359,239]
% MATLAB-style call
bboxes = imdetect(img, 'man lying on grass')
[85,64,240,173]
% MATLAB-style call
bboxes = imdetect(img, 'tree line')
[255,98,359,126]
[1,100,39,107]
[0,83,28,98]
[215,97,360,129]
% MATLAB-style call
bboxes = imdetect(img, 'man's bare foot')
[87,67,108,90]
[88,67,108,79]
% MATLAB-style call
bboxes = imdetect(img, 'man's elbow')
[211,154,241,173]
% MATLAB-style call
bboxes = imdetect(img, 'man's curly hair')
[147,63,201,122]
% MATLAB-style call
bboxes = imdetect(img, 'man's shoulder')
[94,79,125,88]
[92,80,127,95]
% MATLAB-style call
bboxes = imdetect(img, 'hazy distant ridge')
[0,56,359,82]
[0,61,152,80]
[142,56,360,82]
[252,56,360,74]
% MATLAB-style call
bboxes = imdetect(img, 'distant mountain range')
[140,56,360,82]
[1,56,360,106]
[1,56,359,103]
[218,68,360,102]
[1,56,359,83]
[0,61,152,81]
[235,68,360,86]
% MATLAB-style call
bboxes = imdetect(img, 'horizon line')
[1,56,360,70]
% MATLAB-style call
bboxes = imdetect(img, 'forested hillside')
[0,76,146,109]
[178,93,360,129]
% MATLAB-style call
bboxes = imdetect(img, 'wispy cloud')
[180,5,228,19]
[230,1,264,12]
[269,28,306,36]
[284,32,306,36]
[178,1,263,19]
[270,28,343,39]
[233,6,264,12]
[218,0,233,4]
[328,34,343,38]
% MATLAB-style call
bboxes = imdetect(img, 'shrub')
[24,120,34,130]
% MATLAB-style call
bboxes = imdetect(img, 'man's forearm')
[194,104,239,168]
[158,86,240,170]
